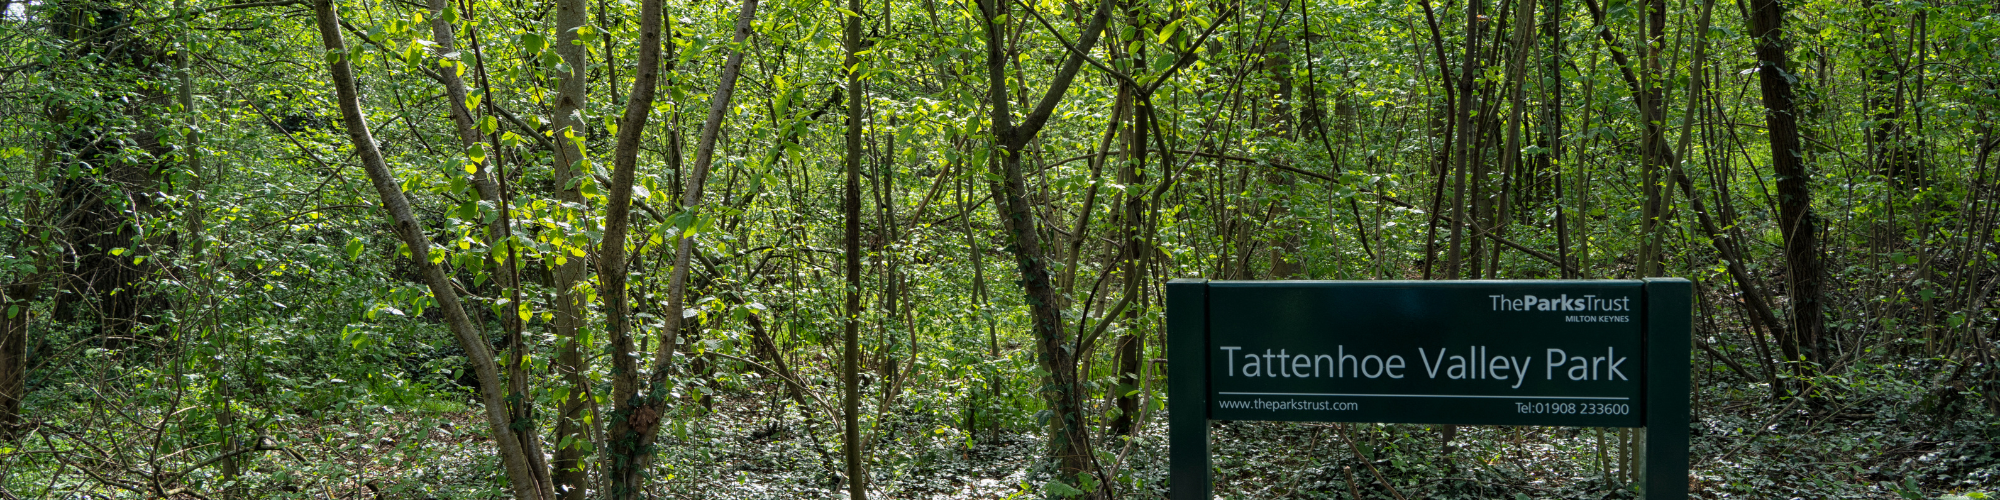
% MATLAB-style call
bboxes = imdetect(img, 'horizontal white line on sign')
[1215,392,1630,401]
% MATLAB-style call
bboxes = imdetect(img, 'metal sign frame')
[1167,278,1689,499]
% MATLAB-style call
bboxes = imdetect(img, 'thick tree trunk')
[307,1,550,498]
[1746,0,1826,370]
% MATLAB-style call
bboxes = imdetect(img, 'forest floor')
[622,357,2000,499]
[63,356,1991,499]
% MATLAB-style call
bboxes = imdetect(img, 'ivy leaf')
[1043,479,1084,498]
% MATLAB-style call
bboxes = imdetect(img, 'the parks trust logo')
[1489,293,1632,312]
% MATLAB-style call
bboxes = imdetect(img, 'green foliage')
[2,0,1999,496]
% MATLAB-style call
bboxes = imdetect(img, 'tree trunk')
[1445,0,1485,280]
[0,282,35,438]
[1637,0,1672,278]
[544,0,593,493]
[599,0,759,496]
[842,0,869,494]
[307,2,550,498]
[1862,0,1915,186]
[977,0,1113,493]
[1746,0,1826,371]
[1109,101,1150,436]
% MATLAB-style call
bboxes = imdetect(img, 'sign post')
[1167,279,1689,499]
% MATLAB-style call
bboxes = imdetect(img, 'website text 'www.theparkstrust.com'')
[1216,398,1359,412]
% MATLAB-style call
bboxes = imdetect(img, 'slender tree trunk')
[307,2,549,497]
[1110,66,1149,438]
[1487,0,1536,279]
[600,0,759,496]
[423,0,504,219]
[1109,135,1150,437]
[545,0,593,494]
[1542,0,1568,274]
[1637,0,1670,278]
[1446,0,1485,280]
[0,282,35,438]
[1862,0,1914,187]
[1746,0,1826,371]
[842,0,869,494]
[457,18,555,491]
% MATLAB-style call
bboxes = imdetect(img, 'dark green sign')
[1207,281,1644,426]
[1168,279,1689,499]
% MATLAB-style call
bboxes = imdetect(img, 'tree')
[1746,0,1827,374]
[307,0,552,496]
[975,0,1113,493]
[842,0,869,495]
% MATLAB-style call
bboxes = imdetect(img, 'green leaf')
[4,305,18,319]
[404,42,423,67]
[521,32,547,54]
[109,247,127,256]
[1156,18,1183,45]
[346,237,365,260]
[467,143,487,164]
[1043,479,1084,498]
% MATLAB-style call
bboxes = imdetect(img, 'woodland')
[0,0,1998,496]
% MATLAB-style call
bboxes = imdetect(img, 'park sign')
[1167,279,1690,499]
